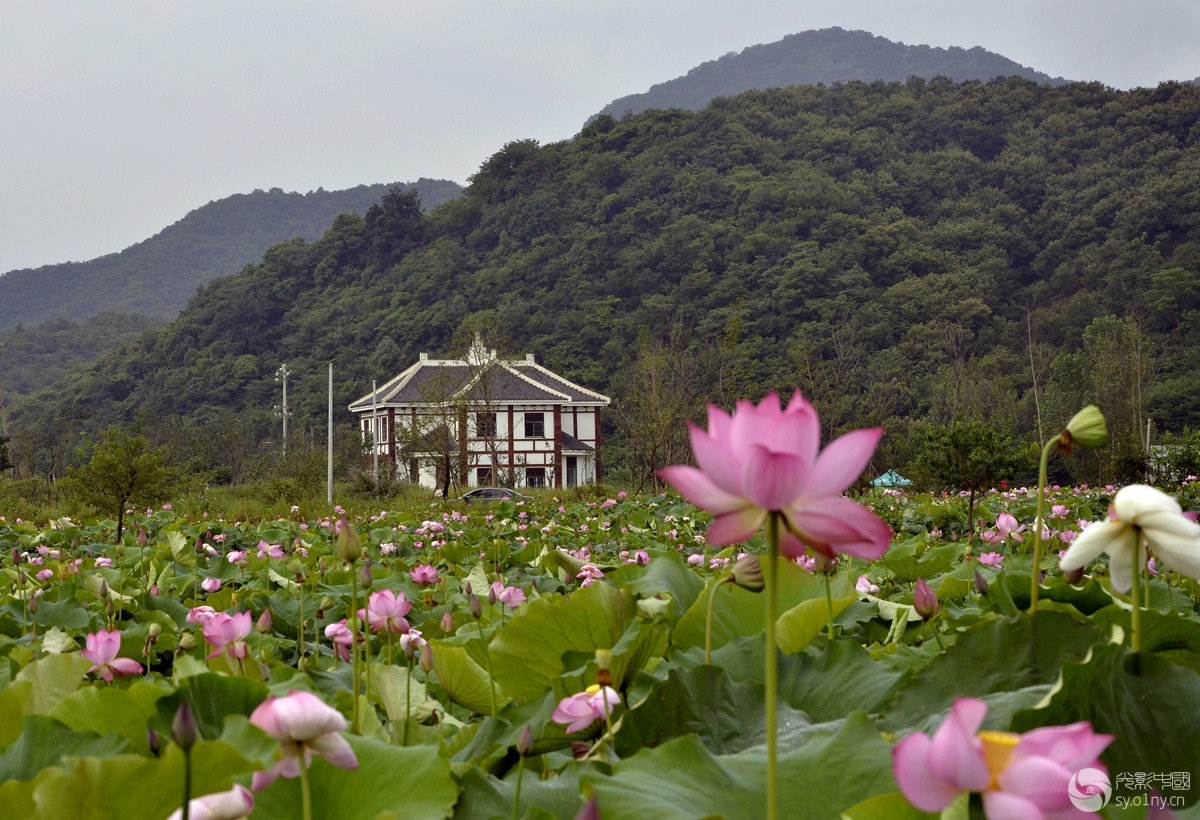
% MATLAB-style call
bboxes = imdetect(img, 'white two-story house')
[349,336,610,493]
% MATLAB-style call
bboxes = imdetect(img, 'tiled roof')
[349,355,610,412]
[561,432,594,452]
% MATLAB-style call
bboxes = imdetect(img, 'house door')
[566,456,578,487]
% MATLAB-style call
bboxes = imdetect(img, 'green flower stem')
[823,572,835,640]
[298,586,306,673]
[299,755,313,820]
[349,571,361,733]
[511,755,526,820]
[765,512,780,820]
[705,576,731,666]
[1029,436,1057,613]
[477,620,498,716]
[180,747,192,820]
[403,654,412,746]
[1130,531,1144,657]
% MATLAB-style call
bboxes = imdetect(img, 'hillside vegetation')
[597,27,1067,119]
[0,179,463,331]
[12,78,1200,487]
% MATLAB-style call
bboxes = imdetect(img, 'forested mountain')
[0,179,463,331]
[13,78,1200,486]
[597,28,1067,120]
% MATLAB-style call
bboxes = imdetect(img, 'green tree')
[909,420,1026,537]
[65,427,176,543]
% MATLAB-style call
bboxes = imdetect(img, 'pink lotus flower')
[658,391,891,560]
[551,684,621,733]
[913,577,940,620]
[202,610,253,659]
[409,564,440,586]
[399,628,426,655]
[893,698,1112,817]
[358,588,412,633]
[256,541,284,559]
[165,784,254,820]
[977,551,1005,569]
[995,512,1026,543]
[249,690,358,791]
[186,605,218,625]
[491,580,526,609]
[81,630,144,682]
[325,619,354,662]
[201,577,223,593]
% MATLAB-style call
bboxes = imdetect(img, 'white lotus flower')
[1060,484,1200,592]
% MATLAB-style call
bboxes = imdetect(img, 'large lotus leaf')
[49,680,167,752]
[1011,642,1200,807]
[252,735,457,820]
[585,711,895,820]
[609,551,705,624]
[672,557,833,653]
[0,714,129,783]
[615,664,766,755]
[367,663,427,721]
[28,740,253,820]
[152,672,269,741]
[0,777,35,818]
[453,763,588,819]
[842,791,939,819]
[775,583,854,654]
[31,597,93,631]
[778,639,908,723]
[880,610,1105,733]
[11,652,90,716]
[488,581,632,703]
[428,640,508,716]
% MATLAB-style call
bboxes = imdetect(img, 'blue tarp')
[871,469,912,487]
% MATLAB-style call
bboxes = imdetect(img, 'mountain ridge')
[597,27,1069,119]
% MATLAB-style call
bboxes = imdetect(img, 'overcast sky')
[3,0,1199,274]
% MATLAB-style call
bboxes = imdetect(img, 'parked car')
[461,487,530,503]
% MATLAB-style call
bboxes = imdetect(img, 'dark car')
[461,487,530,503]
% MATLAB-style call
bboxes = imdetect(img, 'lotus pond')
[1,481,1198,819]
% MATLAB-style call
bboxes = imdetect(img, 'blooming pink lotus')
[165,784,254,820]
[551,684,621,734]
[324,619,354,662]
[358,588,412,633]
[249,690,358,790]
[658,391,891,560]
[202,610,253,660]
[491,580,526,609]
[81,630,144,682]
[409,564,440,586]
[893,698,1112,817]
[977,551,1005,569]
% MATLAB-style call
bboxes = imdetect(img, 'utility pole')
[276,364,291,458]
[327,362,334,506]
[0,386,11,475]
[372,378,379,492]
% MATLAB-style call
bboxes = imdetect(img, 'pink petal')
[705,506,768,545]
[690,419,747,498]
[742,446,806,509]
[981,791,1044,819]
[893,733,962,812]
[804,427,883,498]
[999,756,1076,813]
[926,699,989,791]
[1016,723,1112,770]
[308,731,359,770]
[657,465,747,515]
[108,658,144,676]
[784,497,892,559]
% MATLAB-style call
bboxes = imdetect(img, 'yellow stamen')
[585,683,601,695]
[979,730,1020,789]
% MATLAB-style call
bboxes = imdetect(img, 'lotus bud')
[419,642,434,673]
[149,584,160,597]
[359,560,373,590]
[1064,565,1085,585]
[913,577,940,621]
[463,581,473,596]
[337,520,362,564]
[257,609,273,633]
[178,631,197,651]
[488,584,498,605]
[1059,405,1108,455]
[98,580,109,599]
[468,593,482,620]
[440,609,454,634]
[730,554,764,592]
[974,570,989,595]
[516,724,534,757]
[137,528,148,547]
[148,622,162,641]
[147,727,161,757]
[28,597,38,615]
[172,701,198,751]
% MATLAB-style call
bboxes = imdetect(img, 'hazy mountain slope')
[598,27,1068,119]
[26,78,1200,486]
[0,179,463,331]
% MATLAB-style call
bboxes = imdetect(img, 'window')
[525,467,546,487]
[477,466,492,485]
[475,412,497,438]
[524,412,544,438]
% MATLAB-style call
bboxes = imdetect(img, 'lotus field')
[2,395,1199,819]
